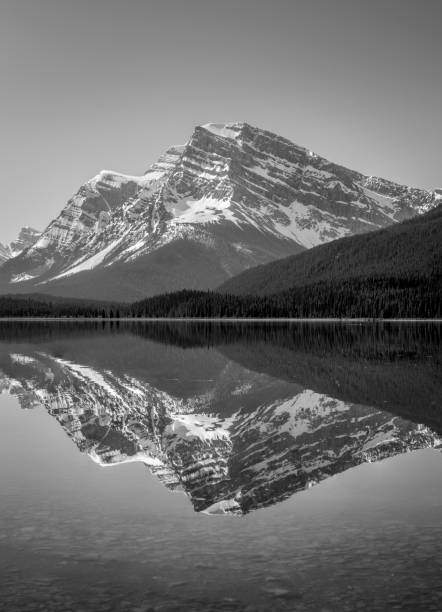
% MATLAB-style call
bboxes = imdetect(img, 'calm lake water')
[1,321,442,612]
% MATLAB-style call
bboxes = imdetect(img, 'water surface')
[1,321,442,611]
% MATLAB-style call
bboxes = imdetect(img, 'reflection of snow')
[362,422,396,450]
[10,354,37,365]
[90,449,164,467]
[51,357,119,397]
[166,413,234,443]
[202,498,242,515]
[253,389,352,438]
[231,383,253,395]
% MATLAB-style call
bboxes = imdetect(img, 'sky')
[1,0,441,243]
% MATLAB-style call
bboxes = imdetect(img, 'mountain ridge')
[0,122,440,301]
[0,227,41,266]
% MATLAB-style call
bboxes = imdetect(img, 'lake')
[0,321,441,611]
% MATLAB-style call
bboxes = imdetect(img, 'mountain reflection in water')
[0,321,441,514]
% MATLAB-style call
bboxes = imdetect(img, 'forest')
[131,276,442,319]
[0,274,440,318]
[0,294,123,318]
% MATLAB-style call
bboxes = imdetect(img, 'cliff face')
[0,123,438,301]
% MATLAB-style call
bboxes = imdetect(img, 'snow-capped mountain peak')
[0,122,439,300]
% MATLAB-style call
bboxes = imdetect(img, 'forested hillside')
[1,274,441,320]
[219,204,442,296]
[129,278,441,319]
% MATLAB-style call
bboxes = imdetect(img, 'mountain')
[219,202,442,296]
[0,227,40,267]
[0,123,439,301]
[1,332,440,514]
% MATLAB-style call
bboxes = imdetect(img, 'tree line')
[0,295,123,318]
[1,273,440,319]
[131,275,442,319]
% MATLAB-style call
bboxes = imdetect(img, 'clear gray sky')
[1,0,441,242]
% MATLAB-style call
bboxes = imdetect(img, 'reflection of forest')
[1,320,440,355]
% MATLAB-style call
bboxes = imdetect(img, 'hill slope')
[219,203,442,296]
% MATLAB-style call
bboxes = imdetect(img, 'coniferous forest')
[0,273,440,319]
[130,276,442,319]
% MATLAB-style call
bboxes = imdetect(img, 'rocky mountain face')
[0,123,439,301]
[1,345,440,515]
[0,227,40,267]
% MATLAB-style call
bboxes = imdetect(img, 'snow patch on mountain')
[170,196,240,226]
[11,273,37,284]
[88,170,150,190]
[271,201,351,247]
[202,123,242,139]
[49,231,130,280]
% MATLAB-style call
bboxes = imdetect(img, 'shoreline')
[0,317,441,323]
